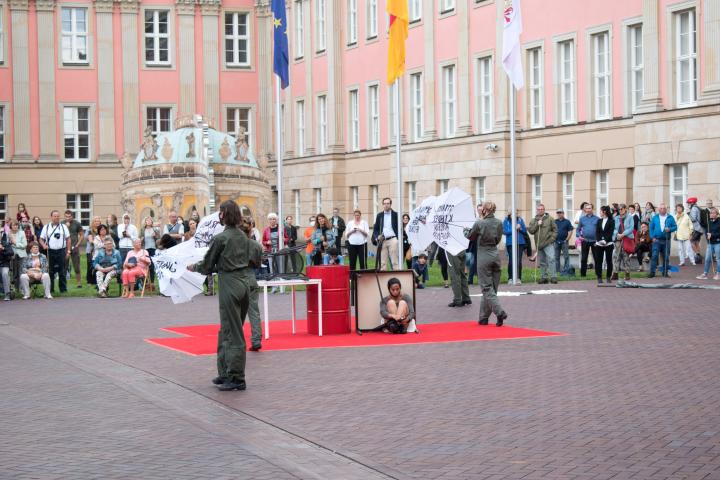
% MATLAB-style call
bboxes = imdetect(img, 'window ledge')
[225,64,252,70]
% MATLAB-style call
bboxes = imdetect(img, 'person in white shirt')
[117,213,138,264]
[163,211,185,243]
[372,198,399,270]
[344,209,370,270]
[39,210,71,294]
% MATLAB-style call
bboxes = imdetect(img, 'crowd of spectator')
[1,195,717,303]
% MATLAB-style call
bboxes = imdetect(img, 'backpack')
[698,207,710,230]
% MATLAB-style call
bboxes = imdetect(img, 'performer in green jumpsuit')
[189,201,256,391]
[240,216,264,351]
[465,201,508,327]
[447,250,471,307]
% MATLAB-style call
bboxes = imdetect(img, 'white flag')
[502,0,524,89]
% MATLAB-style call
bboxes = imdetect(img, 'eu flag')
[272,0,289,89]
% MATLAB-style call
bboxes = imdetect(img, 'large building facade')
[0,0,718,228]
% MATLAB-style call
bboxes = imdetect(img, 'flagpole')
[275,76,285,253]
[394,79,403,270]
[510,86,518,285]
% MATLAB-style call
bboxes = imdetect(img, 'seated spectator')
[0,226,13,301]
[412,252,429,289]
[19,242,52,299]
[634,222,652,271]
[121,238,151,298]
[93,238,122,298]
[376,277,416,334]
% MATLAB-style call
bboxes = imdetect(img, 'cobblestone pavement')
[1,262,719,479]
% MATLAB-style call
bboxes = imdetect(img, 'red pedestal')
[306,265,351,335]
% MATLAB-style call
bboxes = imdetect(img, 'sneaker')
[22,295,30,300]
[3,295,10,302]
[678,262,685,267]
[696,273,708,280]
[714,274,720,281]
[45,295,53,299]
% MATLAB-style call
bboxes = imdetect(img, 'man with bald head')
[163,211,185,243]
[648,202,677,278]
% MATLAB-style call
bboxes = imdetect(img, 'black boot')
[496,312,507,327]
[217,380,247,391]
[478,318,489,326]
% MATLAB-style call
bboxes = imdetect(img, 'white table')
[257,278,323,339]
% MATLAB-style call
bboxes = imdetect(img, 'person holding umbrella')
[465,201,507,327]
[188,201,258,391]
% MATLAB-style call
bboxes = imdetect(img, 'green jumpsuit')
[447,251,471,305]
[194,227,257,384]
[243,241,263,349]
[466,214,505,321]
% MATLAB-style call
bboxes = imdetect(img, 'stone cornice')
[175,0,196,15]
[8,0,29,11]
[35,0,56,12]
[118,0,139,14]
[93,0,115,14]
[199,0,220,15]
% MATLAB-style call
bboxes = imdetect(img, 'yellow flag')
[386,0,409,85]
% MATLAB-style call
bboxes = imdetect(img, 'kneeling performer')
[375,277,416,334]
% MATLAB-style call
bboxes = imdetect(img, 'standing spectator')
[634,222,652,271]
[554,209,574,276]
[674,203,695,266]
[117,213,138,264]
[142,216,159,287]
[595,206,616,284]
[284,215,298,247]
[262,213,289,253]
[612,204,633,281]
[687,197,705,264]
[64,210,84,287]
[93,238,122,298]
[19,242,52,299]
[696,207,720,280]
[16,203,28,223]
[372,197,400,271]
[303,215,316,267]
[184,219,197,242]
[121,238,151,298]
[629,204,640,231]
[577,203,600,277]
[310,214,335,265]
[162,211,185,243]
[9,221,27,290]
[412,252,429,289]
[402,213,412,269]
[0,227,13,300]
[249,218,261,243]
[642,202,656,225]
[648,203,677,278]
[344,209,369,271]
[18,211,32,246]
[39,210,71,294]
[331,208,346,252]
[528,204,558,284]
[107,214,120,245]
[32,216,44,248]
[503,209,527,284]
[86,216,102,285]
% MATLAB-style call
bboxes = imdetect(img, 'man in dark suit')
[372,197,399,270]
[331,208,346,252]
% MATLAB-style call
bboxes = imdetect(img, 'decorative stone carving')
[219,137,232,161]
[93,0,114,14]
[258,153,270,174]
[120,152,134,170]
[35,0,56,12]
[161,138,174,161]
[142,127,159,161]
[185,132,196,158]
[175,0,196,15]
[199,0,220,15]
[121,197,136,221]
[172,192,184,214]
[8,0,30,11]
[235,126,249,162]
[118,0,139,14]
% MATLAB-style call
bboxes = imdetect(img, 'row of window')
[0,194,91,228]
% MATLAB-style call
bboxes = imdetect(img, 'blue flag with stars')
[272,0,289,89]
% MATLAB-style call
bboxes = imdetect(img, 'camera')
[54,232,61,239]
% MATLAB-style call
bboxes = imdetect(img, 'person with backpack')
[687,197,707,264]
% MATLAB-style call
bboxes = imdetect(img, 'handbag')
[622,235,635,254]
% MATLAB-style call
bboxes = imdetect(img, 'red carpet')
[145,320,565,355]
